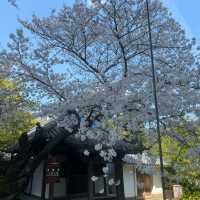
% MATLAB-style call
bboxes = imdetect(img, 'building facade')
[4,121,163,200]
[24,153,163,200]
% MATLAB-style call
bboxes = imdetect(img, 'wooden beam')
[115,159,125,200]
[21,129,74,180]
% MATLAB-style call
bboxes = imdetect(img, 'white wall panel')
[152,171,163,194]
[45,178,66,198]
[123,164,137,198]
[31,161,44,197]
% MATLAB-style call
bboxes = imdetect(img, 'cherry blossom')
[1,0,200,169]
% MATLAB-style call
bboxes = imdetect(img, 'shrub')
[181,191,200,200]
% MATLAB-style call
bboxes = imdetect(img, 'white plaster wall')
[152,170,163,194]
[31,161,44,197]
[94,177,104,194]
[45,177,66,198]
[54,178,66,197]
[123,164,137,198]
[25,176,32,194]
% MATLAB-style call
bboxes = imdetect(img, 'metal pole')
[145,0,166,199]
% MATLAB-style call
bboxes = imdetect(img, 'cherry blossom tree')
[1,0,200,164]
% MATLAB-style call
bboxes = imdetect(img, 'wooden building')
[6,121,143,200]
[25,148,138,200]
[123,155,164,200]
[4,121,165,200]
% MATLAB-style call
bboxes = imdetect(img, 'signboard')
[46,156,61,183]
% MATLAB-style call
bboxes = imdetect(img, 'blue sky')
[0,0,200,47]
[164,0,200,42]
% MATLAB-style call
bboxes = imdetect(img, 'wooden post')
[41,160,47,200]
[88,157,93,200]
[65,177,69,200]
[65,158,69,200]
[115,159,125,200]
[28,175,33,195]
[104,176,108,196]
[49,183,54,200]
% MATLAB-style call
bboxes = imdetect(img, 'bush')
[181,192,200,200]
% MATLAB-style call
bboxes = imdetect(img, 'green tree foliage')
[150,123,200,190]
[0,111,36,150]
[0,79,36,151]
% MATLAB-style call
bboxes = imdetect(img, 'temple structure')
[2,121,164,200]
